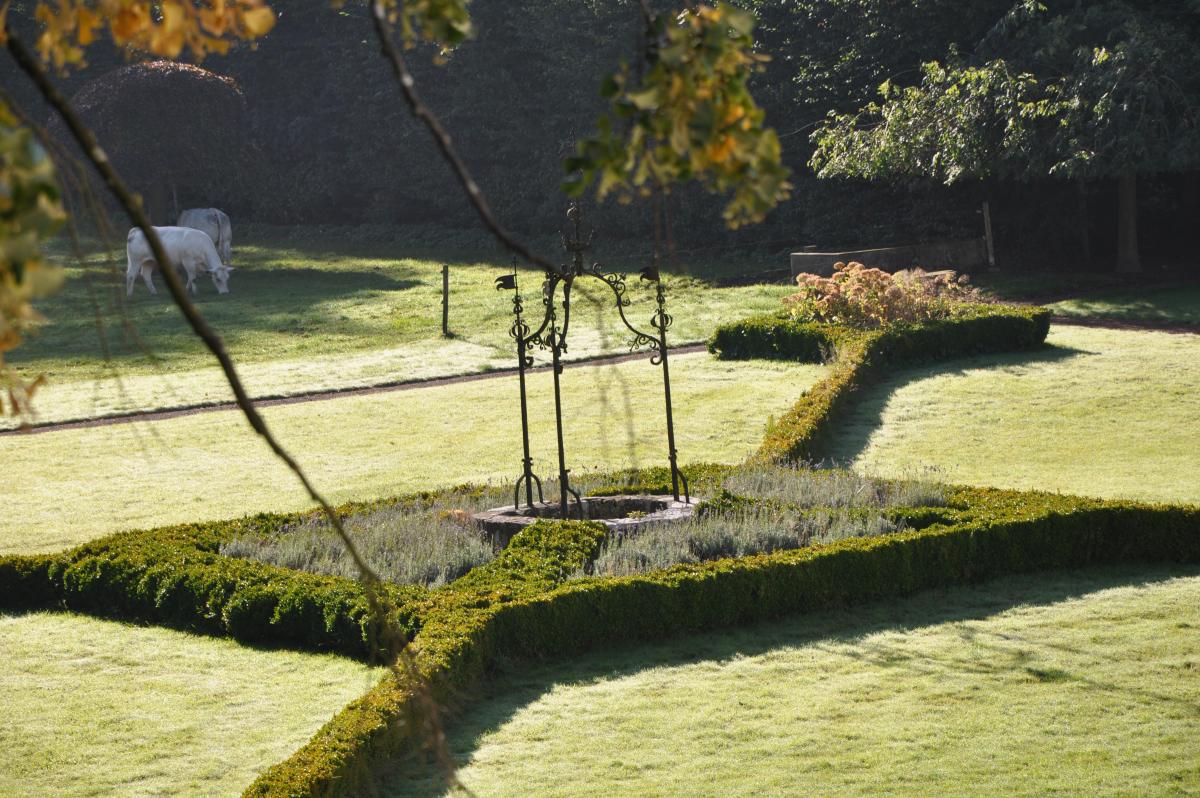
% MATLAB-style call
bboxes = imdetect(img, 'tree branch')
[367,0,558,274]
[3,28,463,792]
[4,26,383,587]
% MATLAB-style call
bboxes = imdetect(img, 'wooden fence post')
[982,200,997,270]
[441,264,450,337]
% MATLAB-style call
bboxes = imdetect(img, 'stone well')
[474,494,694,548]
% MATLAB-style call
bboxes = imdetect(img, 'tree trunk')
[144,182,169,226]
[1077,179,1091,267]
[1115,170,1140,273]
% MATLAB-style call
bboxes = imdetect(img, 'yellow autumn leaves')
[19,0,276,68]
[0,100,66,415]
[567,3,790,229]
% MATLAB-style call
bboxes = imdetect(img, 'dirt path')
[2,343,709,437]
[5,313,1194,438]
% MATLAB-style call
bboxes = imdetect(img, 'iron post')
[494,203,687,517]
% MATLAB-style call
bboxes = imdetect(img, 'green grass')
[827,325,1200,505]
[0,611,381,798]
[7,232,791,426]
[385,564,1200,797]
[1,353,826,554]
[1048,283,1200,325]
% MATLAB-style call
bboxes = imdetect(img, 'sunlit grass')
[1,354,826,554]
[0,611,381,798]
[8,233,791,426]
[385,565,1200,797]
[827,325,1200,504]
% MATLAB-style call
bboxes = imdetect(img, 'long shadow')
[822,343,1091,465]
[382,562,1199,795]
[10,265,423,365]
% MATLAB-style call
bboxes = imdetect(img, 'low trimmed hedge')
[707,304,1051,462]
[6,299,1188,798]
[0,554,58,610]
[245,487,1200,797]
[0,510,427,659]
[244,518,608,797]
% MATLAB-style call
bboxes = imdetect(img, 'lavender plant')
[220,485,511,588]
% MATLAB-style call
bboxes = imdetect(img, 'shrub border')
[245,488,1200,796]
[7,301,1195,798]
[0,506,429,659]
[706,303,1051,462]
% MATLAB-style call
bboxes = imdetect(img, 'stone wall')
[790,237,989,278]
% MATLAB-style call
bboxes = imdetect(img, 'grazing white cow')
[126,226,234,296]
[177,207,233,267]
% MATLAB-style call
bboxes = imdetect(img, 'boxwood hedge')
[0,508,428,659]
[7,300,1193,798]
[246,487,1200,797]
[707,303,1051,462]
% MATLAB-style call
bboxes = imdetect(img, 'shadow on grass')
[9,265,423,365]
[382,562,1199,795]
[821,343,1091,466]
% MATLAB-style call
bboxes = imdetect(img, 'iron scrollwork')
[494,203,689,517]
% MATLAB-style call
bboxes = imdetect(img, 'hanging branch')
[367,0,557,274]
[3,25,466,791]
[3,25,381,588]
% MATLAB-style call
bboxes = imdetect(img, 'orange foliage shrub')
[784,261,984,329]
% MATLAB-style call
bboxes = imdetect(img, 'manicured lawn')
[827,325,1200,505]
[386,565,1200,797]
[7,233,791,426]
[1,354,826,554]
[0,611,381,798]
[1048,283,1200,326]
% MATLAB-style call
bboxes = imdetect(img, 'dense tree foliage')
[568,2,791,228]
[811,0,1200,271]
[2,0,1196,268]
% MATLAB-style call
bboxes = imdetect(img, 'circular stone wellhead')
[474,495,695,548]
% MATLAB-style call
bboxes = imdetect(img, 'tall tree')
[810,0,1200,271]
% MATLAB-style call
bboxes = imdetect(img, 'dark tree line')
[5,0,1198,270]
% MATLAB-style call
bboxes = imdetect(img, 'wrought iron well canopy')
[494,203,689,518]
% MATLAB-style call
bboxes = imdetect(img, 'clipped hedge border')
[1,301,1183,798]
[0,507,427,659]
[707,304,1051,462]
[246,487,1200,797]
[243,518,609,797]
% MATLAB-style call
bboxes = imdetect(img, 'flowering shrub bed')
[785,261,984,328]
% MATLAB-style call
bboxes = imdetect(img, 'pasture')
[1048,283,1200,326]
[4,230,1198,797]
[0,611,380,797]
[7,233,791,427]
[386,565,1200,797]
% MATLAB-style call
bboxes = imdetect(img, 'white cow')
[177,207,233,267]
[126,226,234,296]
